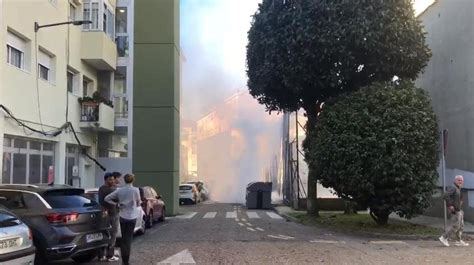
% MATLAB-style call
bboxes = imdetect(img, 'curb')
[274,208,463,241]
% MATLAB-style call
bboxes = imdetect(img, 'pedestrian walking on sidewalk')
[105,174,141,265]
[439,175,470,247]
[98,172,121,262]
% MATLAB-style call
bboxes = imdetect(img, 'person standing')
[439,175,469,247]
[105,174,141,265]
[98,172,120,262]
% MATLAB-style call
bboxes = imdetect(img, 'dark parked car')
[139,186,165,228]
[0,184,110,265]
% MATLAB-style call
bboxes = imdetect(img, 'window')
[83,0,114,38]
[67,71,74,93]
[44,194,97,208]
[0,191,46,210]
[1,136,55,184]
[69,3,77,20]
[83,76,93,97]
[38,49,54,82]
[38,65,49,80]
[6,31,26,69]
[115,7,128,57]
[67,67,79,94]
[65,145,79,186]
[113,67,128,118]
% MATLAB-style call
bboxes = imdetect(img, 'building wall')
[0,0,116,187]
[417,0,474,220]
[133,0,180,215]
[417,0,474,173]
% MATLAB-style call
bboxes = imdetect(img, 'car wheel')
[146,211,153,228]
[159,208,165,222]
[71,250,97,263]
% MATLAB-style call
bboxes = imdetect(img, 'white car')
[0,208,35,265]
[179,184,200,205]
[84,188,146,237]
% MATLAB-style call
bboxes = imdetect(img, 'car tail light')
[47,212,79,224]
[28,228,33,240]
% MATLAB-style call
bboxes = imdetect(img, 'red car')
[139,186,166,228]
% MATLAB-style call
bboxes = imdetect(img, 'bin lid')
[246,182,272,192]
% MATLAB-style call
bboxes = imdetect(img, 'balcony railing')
[79,102,115,131]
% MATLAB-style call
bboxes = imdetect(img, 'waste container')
[246,182,272,209]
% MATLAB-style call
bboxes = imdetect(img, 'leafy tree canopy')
[247,0,431,113]
[303,81,439,225]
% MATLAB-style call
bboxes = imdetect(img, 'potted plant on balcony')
[78,91,114,108]
[78,91,114,122]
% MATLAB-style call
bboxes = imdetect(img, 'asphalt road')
[54,201,474,264]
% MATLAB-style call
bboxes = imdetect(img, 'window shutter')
[7,31,26,52]
[38,50,51,69]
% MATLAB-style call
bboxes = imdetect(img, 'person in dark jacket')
[439,175,469,247]
[98,172,121,261]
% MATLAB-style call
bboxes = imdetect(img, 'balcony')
[79,102,115,132]
[81,31,117,70]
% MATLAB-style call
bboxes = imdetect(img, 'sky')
[180,0,436,121]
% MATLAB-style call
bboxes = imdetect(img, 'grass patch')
[288,212,441,236]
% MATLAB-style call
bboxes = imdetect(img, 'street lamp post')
[34,20,92,32]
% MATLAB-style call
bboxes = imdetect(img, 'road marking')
[256,227,264,232]
[203,212,217,219]
[241,218,247,222]
[176,212,197,219]
[266,212,283,219]
[268,234,295,240]
[369,240,407,245]
[310,240,345,244]
[247,227,256,232]
[157,249,195,264]
[246,212,260,219]
[238,222,245,226]
[226,211,237,218]
[245,222,253,227]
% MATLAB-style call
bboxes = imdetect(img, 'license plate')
[0,238,20,250]
[86,233,103,243]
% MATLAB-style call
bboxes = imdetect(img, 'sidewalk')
[390,213,474,234]
[274,204,474,235]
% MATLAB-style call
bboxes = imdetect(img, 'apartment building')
[0,0,180,214]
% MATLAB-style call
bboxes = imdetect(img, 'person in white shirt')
[105,174,141,265]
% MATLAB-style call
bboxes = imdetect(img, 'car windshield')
[43,195,97,208]
[0,211,19,228]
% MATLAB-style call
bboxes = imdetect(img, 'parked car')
[0,207,35,265]
[179,184,200,205]
[84,188,146,236]
[139,186,166,228]
[0,184,110,265]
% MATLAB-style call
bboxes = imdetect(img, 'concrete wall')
[133,0,180,215]
[416,0,474,173]
[417,0,474,220]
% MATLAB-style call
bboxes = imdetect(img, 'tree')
[246,0,430,216]
[304,82,439,225]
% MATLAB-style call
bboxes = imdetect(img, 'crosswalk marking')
[226,211,237,218]
[177,212,197,219]
[266,212,283,219]
[268,234,294,240]
[247,227,256,232]
[238,222,245,226]
[245,222,252,227]
[256,227,264,232]
[310,240,345,244]
[246,212,260,219]
[203,212,217,219]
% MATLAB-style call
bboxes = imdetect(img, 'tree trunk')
[369,208,390,226]
[304,106,319,217]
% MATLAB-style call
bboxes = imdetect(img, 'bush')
[304,81,439,225]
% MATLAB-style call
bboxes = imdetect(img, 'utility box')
[246,182,272,209]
